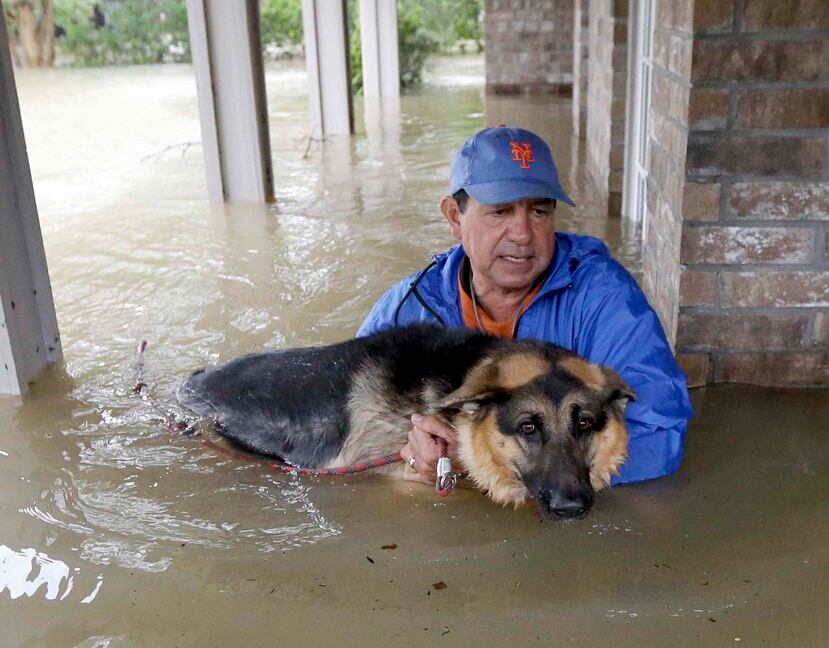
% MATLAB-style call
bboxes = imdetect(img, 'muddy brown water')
[2,56,827,647]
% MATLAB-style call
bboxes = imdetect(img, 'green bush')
[54,0,112,67]
[348,0,442,94]
[260,0,303,47]
[47,0,481,91]
[54,0,190,66]
[400,0,483,53]
[258,0,482,56]
[396,3,440,89]
[348,2,362,93]
[449,0,484,51]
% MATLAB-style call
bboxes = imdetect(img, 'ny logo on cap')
[510,141,534,169]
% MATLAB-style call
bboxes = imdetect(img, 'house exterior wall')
[585,0,628,215]
[484,0,575,95]
[676,0,829,387]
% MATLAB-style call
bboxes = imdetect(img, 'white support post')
[302,0,354,138]
[0,10,63,396]
[359,0,400,98]
[186,0,274,202]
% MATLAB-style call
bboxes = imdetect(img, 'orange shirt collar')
[458,258,544,339]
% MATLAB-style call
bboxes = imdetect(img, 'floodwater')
[2,55,827,646]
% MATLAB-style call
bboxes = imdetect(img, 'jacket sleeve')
[575,262,693,485]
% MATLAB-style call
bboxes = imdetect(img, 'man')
[358,126,692,487]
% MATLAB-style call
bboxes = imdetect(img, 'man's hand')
[399,413,459,485]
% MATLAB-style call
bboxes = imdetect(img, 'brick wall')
[485,0,575,95]
[677,0,829,387]
[585,0,628,215]
[640,0,694,343]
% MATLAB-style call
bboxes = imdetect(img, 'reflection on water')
[72,636,124,648]
[0,544,102,603]
[1,56,826,646]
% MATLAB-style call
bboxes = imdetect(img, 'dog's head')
[436,347,634,519]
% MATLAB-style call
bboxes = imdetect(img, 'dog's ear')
[600,366,636,409]
[434,387,508,422]
[434,358,508,422]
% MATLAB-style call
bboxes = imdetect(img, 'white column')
[186,0,274,202]
[359,0,400,98]
[0,10,63,396]
[302,0,354,138]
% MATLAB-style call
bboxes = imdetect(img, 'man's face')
[442,195,556,295]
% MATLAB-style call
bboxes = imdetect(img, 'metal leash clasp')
[436,456,458,497]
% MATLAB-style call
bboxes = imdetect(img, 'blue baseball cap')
[450,126,575,207]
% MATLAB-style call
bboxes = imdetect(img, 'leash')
[197,435,403,476]
[133,340,457,496]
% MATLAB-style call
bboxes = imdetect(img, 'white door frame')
[621,0,656,239]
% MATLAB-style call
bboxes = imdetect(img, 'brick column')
[640,0,694,343]
[677,0,829,387]
[485,0,575,95]
[585,0,629,216]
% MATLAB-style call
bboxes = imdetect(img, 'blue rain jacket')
[357,232,692,485]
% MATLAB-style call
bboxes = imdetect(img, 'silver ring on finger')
[409,457,416,469]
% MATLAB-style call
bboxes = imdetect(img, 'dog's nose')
[547,489,593,519]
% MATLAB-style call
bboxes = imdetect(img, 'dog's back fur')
[177,326,503,467]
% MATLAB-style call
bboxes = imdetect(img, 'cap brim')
[463,178,576,207]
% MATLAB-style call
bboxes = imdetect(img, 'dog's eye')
[519,421,537,435]
[576,416,593,433]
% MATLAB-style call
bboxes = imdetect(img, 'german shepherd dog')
[177,325,635,519]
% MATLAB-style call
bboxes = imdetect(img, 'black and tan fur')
[177,325,635,519]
